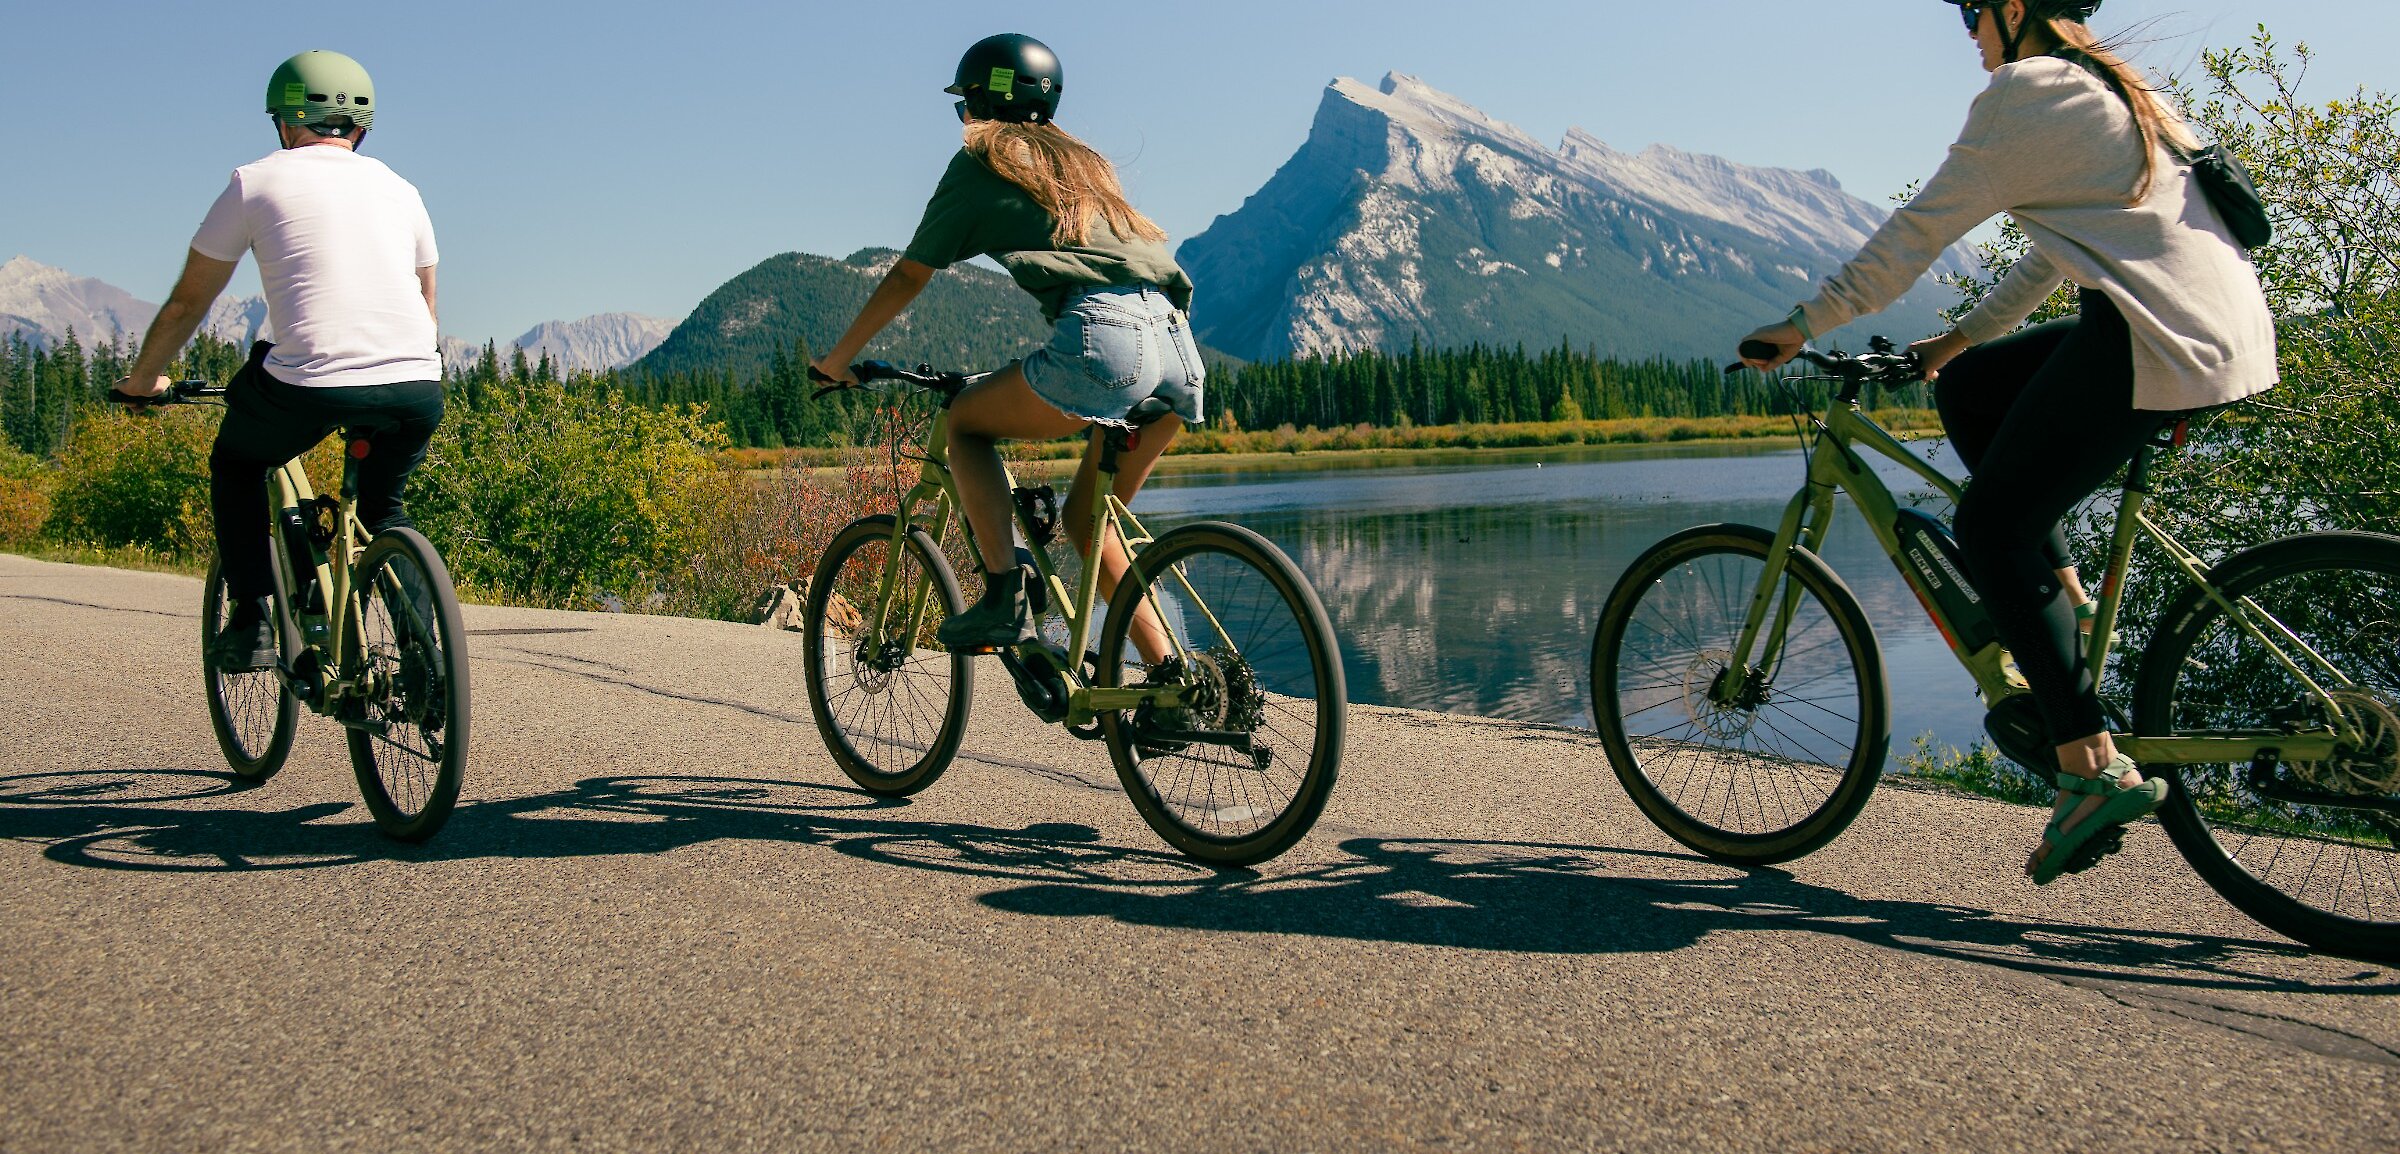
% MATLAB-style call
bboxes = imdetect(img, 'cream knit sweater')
[1797,56,2277,412]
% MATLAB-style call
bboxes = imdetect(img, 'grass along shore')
[725,410,1944,472]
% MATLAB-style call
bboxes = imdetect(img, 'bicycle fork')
[1719,483,1839,708]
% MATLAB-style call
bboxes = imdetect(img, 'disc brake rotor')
[1682,648,1755,742]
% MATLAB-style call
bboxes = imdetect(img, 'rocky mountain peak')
[1179,73,1969,362]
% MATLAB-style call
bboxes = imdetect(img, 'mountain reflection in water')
[1131,441,1993,754]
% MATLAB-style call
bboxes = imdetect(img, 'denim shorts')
[1021,285,1205,427]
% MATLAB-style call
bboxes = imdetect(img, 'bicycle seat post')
[340,430,370,503]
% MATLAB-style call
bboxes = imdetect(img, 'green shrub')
[1896,734,2052,806]
[409,381,732,607]
[43,406,217,553]
[0,441,53,549]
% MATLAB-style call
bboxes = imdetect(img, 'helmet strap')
[2001,6,2035,64]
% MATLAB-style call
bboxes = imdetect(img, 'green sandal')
[2029,754,2167,885]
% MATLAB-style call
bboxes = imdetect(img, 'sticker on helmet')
[283,82,306,107]
[989,66,1016,97]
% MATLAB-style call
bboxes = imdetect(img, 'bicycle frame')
[1726,394,2349,765]
[266,445,376,714]
[858,405,1233,728]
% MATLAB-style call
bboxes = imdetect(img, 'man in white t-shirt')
[113,50,444,671]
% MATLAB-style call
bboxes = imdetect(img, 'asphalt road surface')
[3,553,2395,1153]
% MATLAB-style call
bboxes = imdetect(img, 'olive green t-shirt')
[901,149,1195,323]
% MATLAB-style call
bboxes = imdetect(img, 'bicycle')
[111,382,470,841]
[799,361,1345,866]
[1587,339,2400,960]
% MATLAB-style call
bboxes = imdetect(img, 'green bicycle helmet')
[266,50,375,137]
[945,34,1062,125]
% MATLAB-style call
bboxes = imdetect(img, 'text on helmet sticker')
[283,82,306,107]
[989,66,1016,97]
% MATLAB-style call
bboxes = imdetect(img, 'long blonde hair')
[2040,16,2197,203]
[963,120,1168,247]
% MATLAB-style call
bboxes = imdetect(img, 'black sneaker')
[209,612,278,673]
[936,589,1037,652]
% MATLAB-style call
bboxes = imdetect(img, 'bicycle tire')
[1592,523,1889,863]
[1095,521,1345,867]
[802,514,972,796]
[345,528,470,842]
[201,555,299,780]
[2134,530,2400,961]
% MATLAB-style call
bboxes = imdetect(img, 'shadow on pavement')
[2,767,2391,999]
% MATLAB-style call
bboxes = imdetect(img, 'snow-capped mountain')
[3,256,665,373]
[0,255,267,350]
[509,313,675,373]
[1179,74,1975,361]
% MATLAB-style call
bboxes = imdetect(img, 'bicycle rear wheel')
[2135,530,2400,961]
[1096,522,1344,867]
[802,514,972,795]
[1592,524,1888,863]
[201,555,298,780]
[345,528,470,842]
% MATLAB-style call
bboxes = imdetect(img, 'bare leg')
[944,365,1088,578]
[2057,566,2090,609]
[1064,414,1183,664]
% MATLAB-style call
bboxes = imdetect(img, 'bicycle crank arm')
[1140,727,1256,754]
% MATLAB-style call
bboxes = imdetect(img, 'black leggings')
[1936,290,2167,744]
[209,348,443,604]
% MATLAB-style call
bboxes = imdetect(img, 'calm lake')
[1128,439,1993,755]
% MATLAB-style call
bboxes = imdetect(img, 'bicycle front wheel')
[2135,530,2400,961]
[1096,522,1344,867]
[201,555,298,780]
[802,514,971,795]
[1592,524,1888,863]
[345,528,470,842]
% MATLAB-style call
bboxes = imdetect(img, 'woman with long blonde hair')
[1740,0,2276,884]
[813,32,1202,660]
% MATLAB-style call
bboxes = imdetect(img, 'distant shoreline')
[739,410,1944,479]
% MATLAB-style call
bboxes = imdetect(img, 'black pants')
[1936,290,2166,743]
[208,347,443,604]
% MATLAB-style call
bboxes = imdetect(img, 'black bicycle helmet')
[1943,1,2104,63]
[1941,0,2103,20]
[945,33,1062,125]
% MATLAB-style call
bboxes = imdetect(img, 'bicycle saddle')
[1122,394,1178,427]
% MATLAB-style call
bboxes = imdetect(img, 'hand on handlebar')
[1908,331,1971,382]
[807,356,858,388]
[111,374,174,404]
[1737,320,1806,373]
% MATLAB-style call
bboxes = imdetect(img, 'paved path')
[2,553,2395,1153]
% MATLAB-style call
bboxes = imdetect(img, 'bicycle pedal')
[2060,825,2126,876]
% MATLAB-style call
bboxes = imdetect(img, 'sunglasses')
[1958,2,1988,33]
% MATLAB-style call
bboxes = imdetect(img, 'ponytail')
[2045,18,2197,204]
[962,120,1168,247]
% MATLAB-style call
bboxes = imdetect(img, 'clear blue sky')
[4,0,2389,344]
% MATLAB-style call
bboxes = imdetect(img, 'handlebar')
[806,360,987,402]
[1725,338,1924,387]
[107,380,225,406]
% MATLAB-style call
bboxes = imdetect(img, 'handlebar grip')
[853,360,897,382]
[1737,340,1783,362]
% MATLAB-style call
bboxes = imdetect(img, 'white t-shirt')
[190,147,441,388]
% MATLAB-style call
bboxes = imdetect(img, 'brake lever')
[806,364,857,401]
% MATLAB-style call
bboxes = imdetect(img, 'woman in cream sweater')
[1740,0,2276,884]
